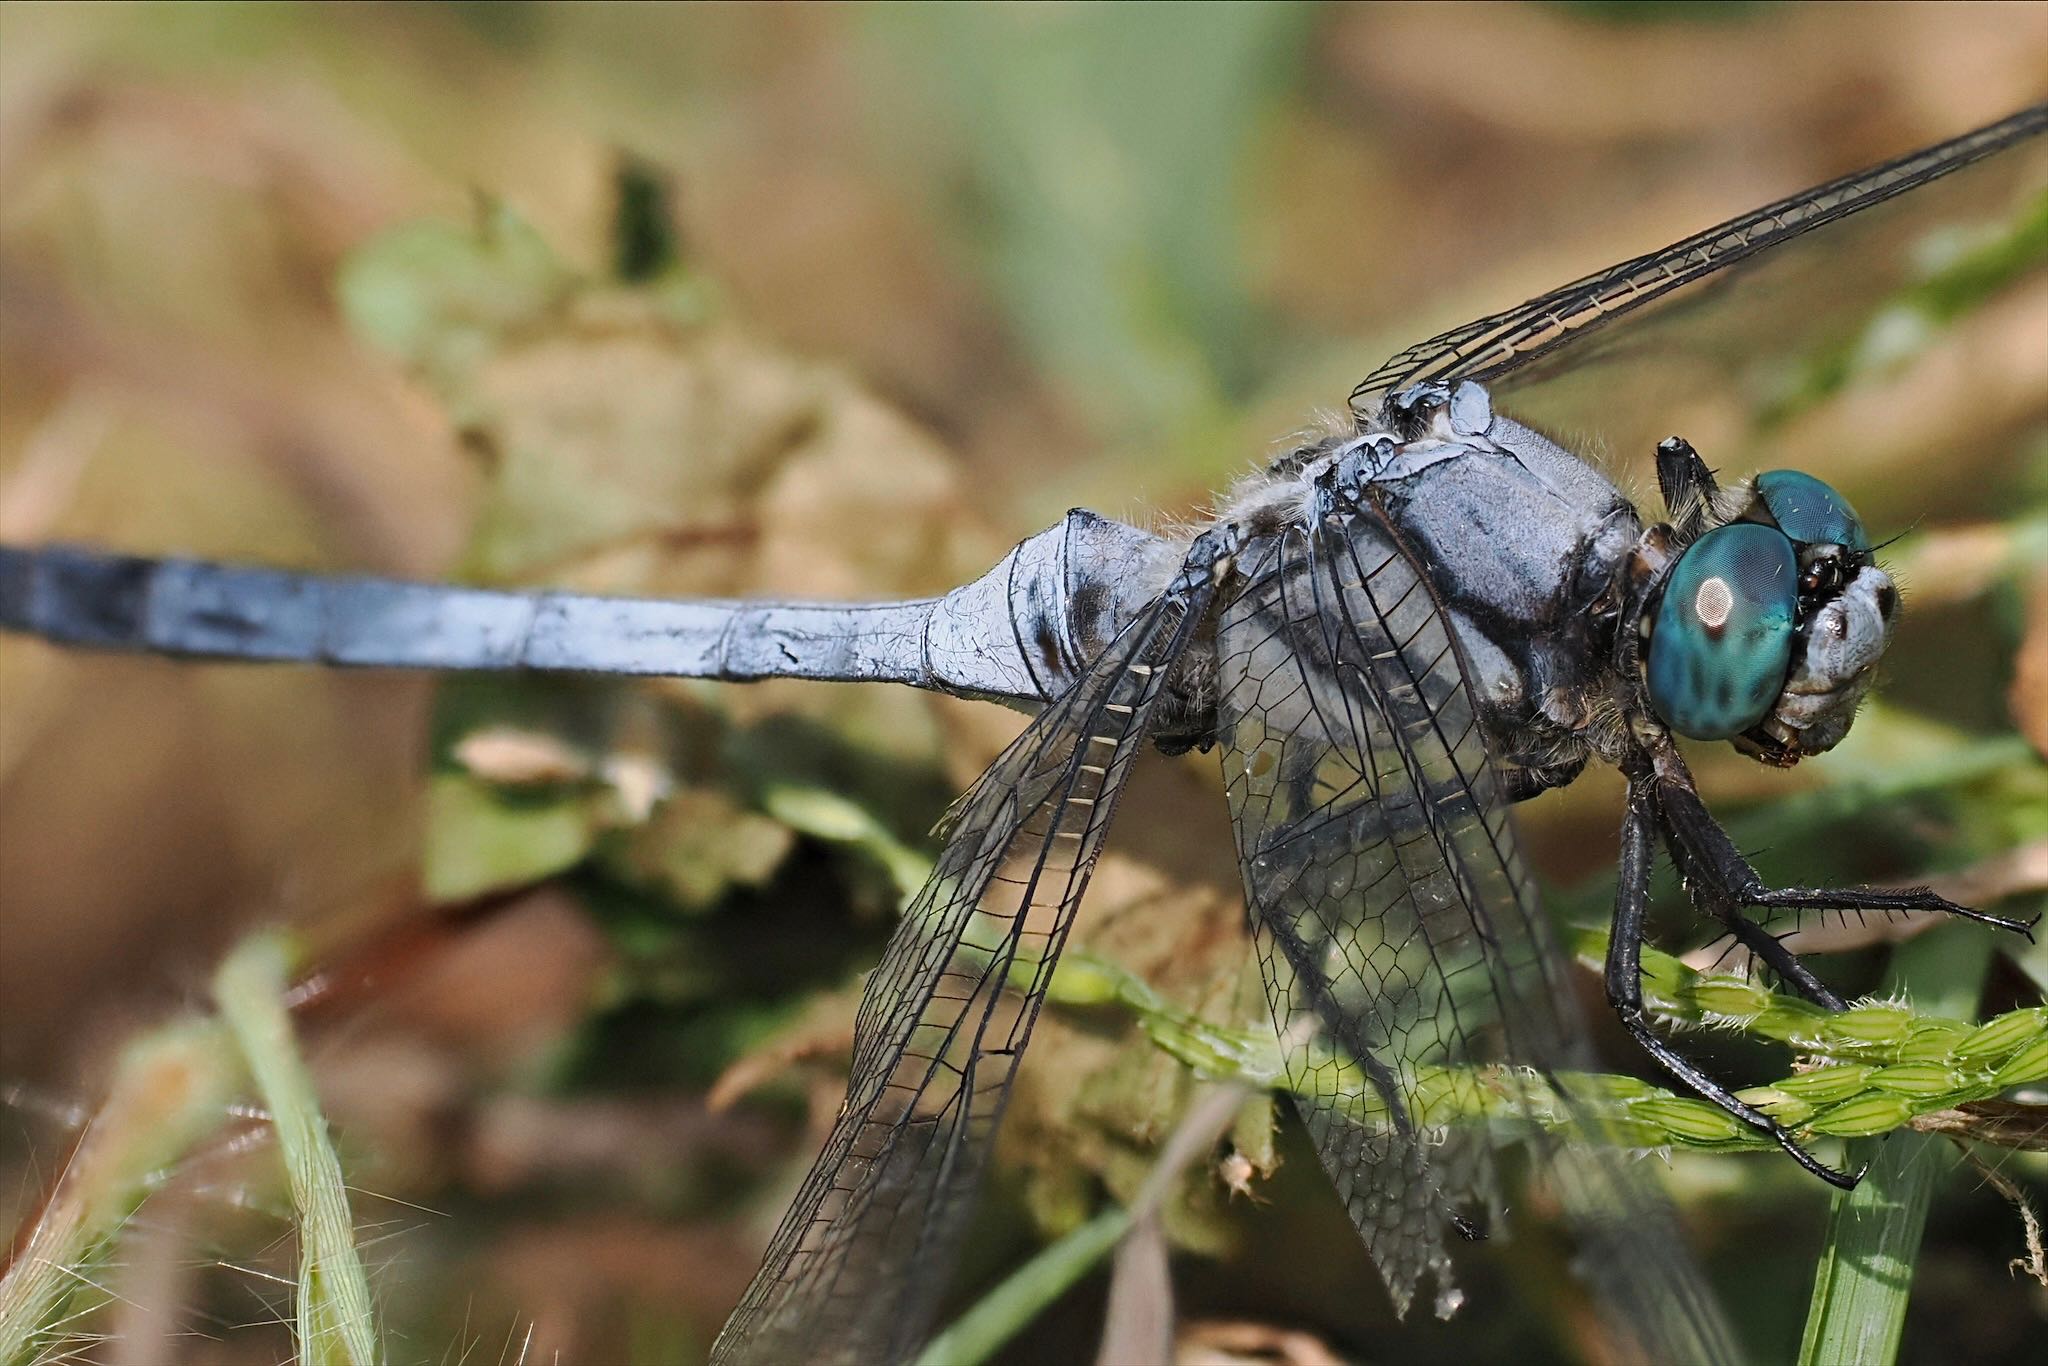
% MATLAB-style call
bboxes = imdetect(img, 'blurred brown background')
[1,4,2044,1363]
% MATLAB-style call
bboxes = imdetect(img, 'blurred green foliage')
[866,4,1312,436]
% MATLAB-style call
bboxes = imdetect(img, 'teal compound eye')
[1647,523,1800,740]
[1755,469,1869,550]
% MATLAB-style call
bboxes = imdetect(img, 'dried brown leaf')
[706,984,860,1113]
[1175,1318,1346,1366]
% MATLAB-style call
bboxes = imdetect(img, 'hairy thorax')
[1218,385,1649,794]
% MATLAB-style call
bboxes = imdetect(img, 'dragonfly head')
[1644,470,1893,766]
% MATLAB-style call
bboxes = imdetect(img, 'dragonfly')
[3,104,2044,1364]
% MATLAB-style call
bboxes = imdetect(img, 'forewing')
[1215,505,1739,1362]
[711,543,1219,1366]
[1349,104,2046,414]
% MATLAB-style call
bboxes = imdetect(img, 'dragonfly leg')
[1742,885,2038,938]
[1608,773,1862,1189]
[1653,757,2038,939]
[1654,437,1719,542]
[1499,751,1590,804]
[1712,913,1846,1011]
[1647,794,1847,1008]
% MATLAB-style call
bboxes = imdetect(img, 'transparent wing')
[1349,103,2046,414]
[1214,502,1739,1363]
[710,536,1224,1366]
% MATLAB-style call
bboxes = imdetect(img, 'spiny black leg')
[1655,808,1847,1010]
[1719,914,1847,1011]
[1745,885,2037,938]
[1655,437,1717,542]
[1656,765,2036,938]
[1607,775,1860,1189]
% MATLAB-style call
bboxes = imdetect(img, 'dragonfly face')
[1645,468,1891,763]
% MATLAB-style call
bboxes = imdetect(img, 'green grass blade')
[1795,931,1995,1366]
[214,934,380,1366]
[1795,1133,1945,1366]
[912,1209,1131,1366]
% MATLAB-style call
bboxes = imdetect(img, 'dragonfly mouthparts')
[1738,560,1897,764]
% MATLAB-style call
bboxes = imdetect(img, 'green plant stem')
[1796,931,1996,1366]
[1054,938,2043,1152]
[214,933,379,1366]
[912,1209,1131,1366]
[916,1083,1251,1366]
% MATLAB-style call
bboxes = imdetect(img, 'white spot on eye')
[1694,576,1734,630]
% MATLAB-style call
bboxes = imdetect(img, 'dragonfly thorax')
[1304,382,1651,794]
